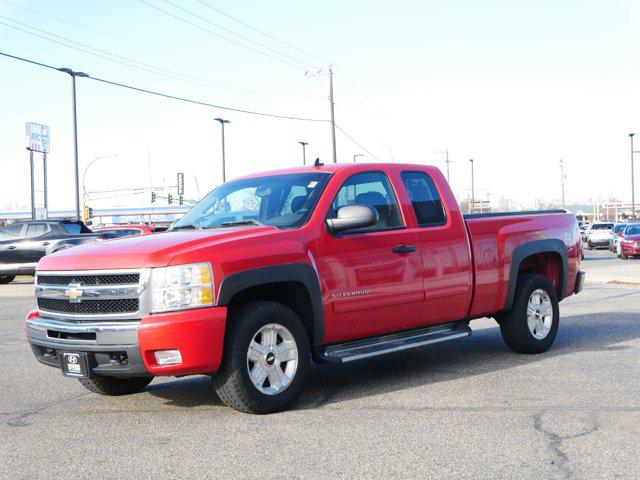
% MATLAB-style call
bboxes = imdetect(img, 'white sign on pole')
[26,122,50,153]
[35,207,48,220]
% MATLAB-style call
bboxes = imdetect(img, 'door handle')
[7,246,16,250]
[392,244,416,254]
[42,242,50,246]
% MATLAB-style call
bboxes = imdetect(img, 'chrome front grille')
[37,273,140,286]
[35,269,149,320]
[37,298,139,314]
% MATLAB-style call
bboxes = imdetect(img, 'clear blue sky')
[1,0,638,212]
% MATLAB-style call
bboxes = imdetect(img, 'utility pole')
[329,66,337,163]
[353,153,364,163]
[559,158,566,209]
[58,68,88,220]
[215,118,230,182]
[298,141,308,166]
[469,158,475,214]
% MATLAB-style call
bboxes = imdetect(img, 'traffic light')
[179,195,183,205]
[168,193,173,205]
[151,191,157,203]
[82,206,93,222]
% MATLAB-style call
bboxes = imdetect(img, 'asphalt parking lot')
[1,250,639,479]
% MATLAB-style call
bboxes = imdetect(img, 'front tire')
[499,273,559,354]
[213,302,310,414]
[0,275,15,284]
[587,242,593,250]
[79,376,153,395]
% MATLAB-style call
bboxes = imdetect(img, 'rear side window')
[328,171,403,231]
[25,223,49,238]
[401,171,446,226]
[60,223,82,234]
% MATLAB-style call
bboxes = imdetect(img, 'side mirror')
[326,205,378,233]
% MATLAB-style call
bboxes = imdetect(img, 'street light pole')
[631,133,638,220]
[298,141,309,166]
[58,68,88,220]
[329,66,337,163]
[469,158,475,214]
[214,118,231,182]
[353,153,364,163]
[83,154,119,207]
[559,158,566,209]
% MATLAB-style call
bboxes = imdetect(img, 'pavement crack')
[532,411,601,479]
[6,392,90,427]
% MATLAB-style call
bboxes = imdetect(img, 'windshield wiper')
[213,219,265,228]
[171,224,200,231]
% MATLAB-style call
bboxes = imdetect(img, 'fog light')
[154,349,182,365]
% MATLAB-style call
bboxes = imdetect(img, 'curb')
[586,272,640,286]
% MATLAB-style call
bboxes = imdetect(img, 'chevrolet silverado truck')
[26,163,584,413]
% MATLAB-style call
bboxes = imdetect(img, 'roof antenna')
[314,157,324,167]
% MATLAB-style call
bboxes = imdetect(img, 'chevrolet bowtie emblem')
[64,283,84,303]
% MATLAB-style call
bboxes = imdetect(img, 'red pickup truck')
[26,163,583,413]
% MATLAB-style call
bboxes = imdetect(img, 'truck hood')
[623,235,640,242]
[36,226,278,271]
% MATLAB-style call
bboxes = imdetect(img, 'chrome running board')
[316,322,472,364]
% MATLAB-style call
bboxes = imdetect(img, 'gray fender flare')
[217,263,324,347]
[504,239,568,311]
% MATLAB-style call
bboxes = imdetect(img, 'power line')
[0,15,321,100]
[195,0,329,64]
[335,125,381,162]
[0,0,317,99]
[0,50,330,122]
[136,0,305,71]
[157,0,315,69]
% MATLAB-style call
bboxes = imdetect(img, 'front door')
[315,171,424,344]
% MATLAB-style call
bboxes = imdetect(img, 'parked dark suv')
[0,219,113,284]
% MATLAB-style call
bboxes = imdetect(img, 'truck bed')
[463,210,580,318]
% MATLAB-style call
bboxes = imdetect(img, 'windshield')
[172,172,330,230]
[625,225,640,236]
[613,224,627,233]
[590,223,613,230]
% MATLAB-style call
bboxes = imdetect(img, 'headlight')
[150,263,213,313]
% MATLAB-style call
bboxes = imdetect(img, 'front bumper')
[26,306,227,378]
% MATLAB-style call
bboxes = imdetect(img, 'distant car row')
[0,220,166,284]
[580,221,640,259]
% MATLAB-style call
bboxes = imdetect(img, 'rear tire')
[79,376,153,395]
[0,275,15,284]
[499,273,559,354]
[213,302,310,414]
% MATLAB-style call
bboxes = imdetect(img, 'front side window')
[25,223,49,238]
[0,223,24,240]
[172,173,329,230]
[400,171,446,226]
[327,171,403,232]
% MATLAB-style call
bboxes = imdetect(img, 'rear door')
[19,222,53,264]
[399,170,473,324]
[314,170,424,343]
